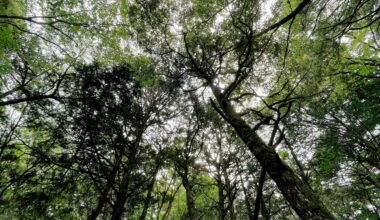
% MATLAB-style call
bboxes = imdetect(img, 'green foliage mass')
[1,0,379,219]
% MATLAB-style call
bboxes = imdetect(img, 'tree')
[143,0,334,218]
[1,0,379,219]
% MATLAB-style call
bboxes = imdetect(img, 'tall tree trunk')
[228,198,236,220]
[139,179,155,220]
[161,184,181,220]
[253,170,266,220]
[260,198,270,220]
[217,173,226,220]
[210,87,335,220]
[215,136,226,220]
[89,161,121,220]
[111,171,131,220]
[88,186,110,220]
[253,122,278,220]
[110,151,137,220]
[140,165,160,220]
[110,132,143,220]
[223,169,236,220]
[182,176,198,220]
[239,173,254,220]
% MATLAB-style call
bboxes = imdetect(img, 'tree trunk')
[239,173,254,220]
[223,169,236,220]
[228,198,236,220]
[111,172,131,220]
[139,179,155,220]
[88,186,110,220]
[260,198,271,220]
[217,173,226,220]
[253,170,266,220]
[88,198,106,220]
[140,165,160,220]
[110,151,137,220]
[215,136,226,220]
[210,87,335,220]
[182,176,198,220]
[110,132,143,220]
[111,193,127,220]
[161,184,181,220]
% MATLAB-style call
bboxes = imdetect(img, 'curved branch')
[254,0,311,37]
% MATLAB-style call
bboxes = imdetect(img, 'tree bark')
[223,169,236,220]
[253,170,266,220]
[239,173,254,220]
[110,148,138,220]
[88,186,110,220]
[182,176,198,220]
[139,180,155,220]
[110,131,144,220]
[217,172,226,220]
[260,198,271,220]
[253,121,278,220]
[140,165,160,220]
[161,184,181,220]
[88,160,120,220]
[215,135,227,220]
[210,87,335,220]
[111,171,131,220]
[228,197,236,220]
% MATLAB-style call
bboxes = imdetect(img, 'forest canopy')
[0,0,379,219]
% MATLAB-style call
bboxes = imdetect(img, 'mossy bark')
[211,86,335,220]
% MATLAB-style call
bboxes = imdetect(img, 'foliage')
[1,0,379,219]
